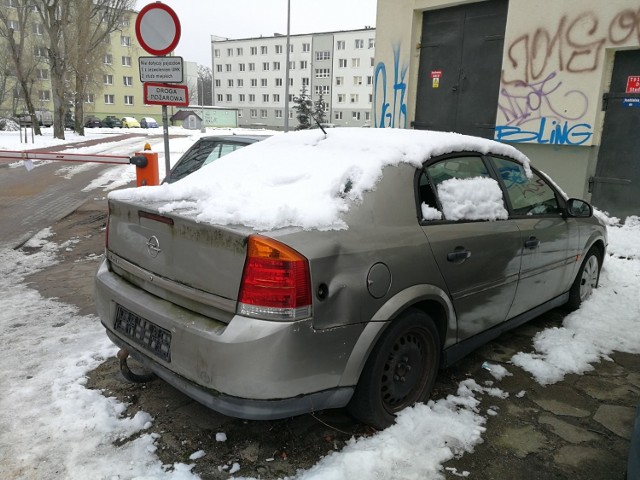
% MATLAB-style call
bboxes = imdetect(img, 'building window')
[85,93,95,103]
[215,79,221,87]
[299,60,307,69]
[228,79,234,87]
[302,43,310,52]
[338,94,345,103]
[237,79,244,87]
[7,20,20,31]
[226,94,232,102]
[290,44,294,53]
[273,61,280,70]
[124,95,134,105]
[250,109,257,118]
[261,45,267,54]
[227,48,233,56]
[262,62,269,71]
[275,110,283,119]
[214,49,220,57]
[123,76,133,86]
[34,46,47,58]
[371,57,375,67]
[336,40,345,50]
[339,59,347,68]
[275,78,283,87]
[120,36,130,46]
[38,90,50,101]
[315,51,330,61]
[103,74,113,85]
[290,78,294,86]
[239,63,246,71]
[289,110,294,119]
[350,94,359,103]
[260,109,268,118]
[314,85,330,96]
[355,39,364,49]
[273,94,280,102]
[315,68,330,78]
[226,64,232,72]
[249,62,255,71]
[104,94,115,104]
[368,38,375,49]
[302,77,309,86]
[250,47,257,55]
[37,69,48,80]
[353,76,362,86]
[352,58,360,68]
[367,75,373,85]
[238,110,243,117]
[336,76,343,86]
[353,112,362,120]
[365,111,371,121]
[369,93,373,103]
[32,23,44,35]
[103,54,112,65]
[216,64,223,72]
[239,94,246,102]
[261,78,268,87]
[275,45,283,54]
[217,94,223,102]
[335,111,342,120]
[249,94,255,102]
[289,61,295,70]
[262,94,269,102]
[122,56,132,66]
[251,78,257,87]
[237,47,243,55]
[103,34,110,45]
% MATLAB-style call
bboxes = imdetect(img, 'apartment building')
[211,28,376,129]
[1,4,163,123]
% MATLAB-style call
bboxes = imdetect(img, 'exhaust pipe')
[117,349,157,383]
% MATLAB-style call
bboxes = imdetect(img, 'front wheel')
[567,246,601,309]
[348,309,440,429]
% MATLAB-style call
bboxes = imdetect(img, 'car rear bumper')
[95,258,363,418]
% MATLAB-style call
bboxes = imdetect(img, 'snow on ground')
[1,129,639,479]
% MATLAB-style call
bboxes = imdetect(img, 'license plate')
[114,305,171,362]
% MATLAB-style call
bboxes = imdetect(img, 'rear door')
[419,154,521,340]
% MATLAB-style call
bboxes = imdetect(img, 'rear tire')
[567,246,601,309]
[348,309,440,429]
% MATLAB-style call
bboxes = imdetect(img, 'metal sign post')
[162,106,170,174]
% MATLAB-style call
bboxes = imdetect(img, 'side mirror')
[566,198,592,218]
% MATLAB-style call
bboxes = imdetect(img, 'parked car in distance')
[164,134,271,183]
[102,116,123,128]
[84,117,102,128]
[121,116,140,128]
[96,129,607,429]
[16,110,53,127]
[139,117,159,128]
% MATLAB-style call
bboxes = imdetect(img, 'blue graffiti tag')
[373,45,408,128]
[495,118,593,145]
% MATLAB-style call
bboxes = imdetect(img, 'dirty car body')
[95,129,607,428]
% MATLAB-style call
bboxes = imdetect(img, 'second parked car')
[103,116,123,128]
[84,117,102,128]
[139,117,159,128]
[121,116,140,128]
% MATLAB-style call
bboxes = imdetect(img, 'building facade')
[211,28,376,129]
[374,0,640,219]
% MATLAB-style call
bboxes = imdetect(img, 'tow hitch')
[117,349,157,383]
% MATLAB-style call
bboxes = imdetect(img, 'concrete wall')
[374,0,640,199]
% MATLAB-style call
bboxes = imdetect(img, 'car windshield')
[165,140,252,184]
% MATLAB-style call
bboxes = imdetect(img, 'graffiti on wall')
[496,7,640,145]
[373,44,408,129]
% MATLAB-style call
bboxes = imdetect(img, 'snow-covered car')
[95,128,607,429]
[164,134,271,183]
[139,117,158,128]
[121,116,140,128]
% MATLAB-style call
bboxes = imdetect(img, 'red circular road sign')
[135,2,181,56]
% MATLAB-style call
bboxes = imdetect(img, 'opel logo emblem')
[146,235,161,258]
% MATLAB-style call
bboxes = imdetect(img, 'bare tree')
[0,0,43,134]
[33,0,134,139]
[0,49,14,114]
[197,65,212,106]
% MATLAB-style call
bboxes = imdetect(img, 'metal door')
[590,50,640,220]
[414,0,507,139]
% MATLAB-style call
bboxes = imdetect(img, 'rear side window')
[491,157,561,216]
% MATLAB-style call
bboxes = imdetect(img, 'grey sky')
[134,0,378,66]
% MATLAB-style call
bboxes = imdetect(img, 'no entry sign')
[135,2,181,56]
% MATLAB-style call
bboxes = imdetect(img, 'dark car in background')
[84,117,102,128]
[164,134,271,183]
[102,116,123,128]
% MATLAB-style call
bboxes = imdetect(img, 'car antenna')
[312,114,327,135]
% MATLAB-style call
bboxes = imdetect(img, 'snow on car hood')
[109,128,531,231]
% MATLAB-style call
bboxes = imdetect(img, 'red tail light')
[238,235,312,321]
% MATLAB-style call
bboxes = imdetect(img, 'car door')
[419,154,522,341]
[488,156,577,317]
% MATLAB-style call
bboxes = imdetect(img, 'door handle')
[525,236,540,249]
[447,246,471,263]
